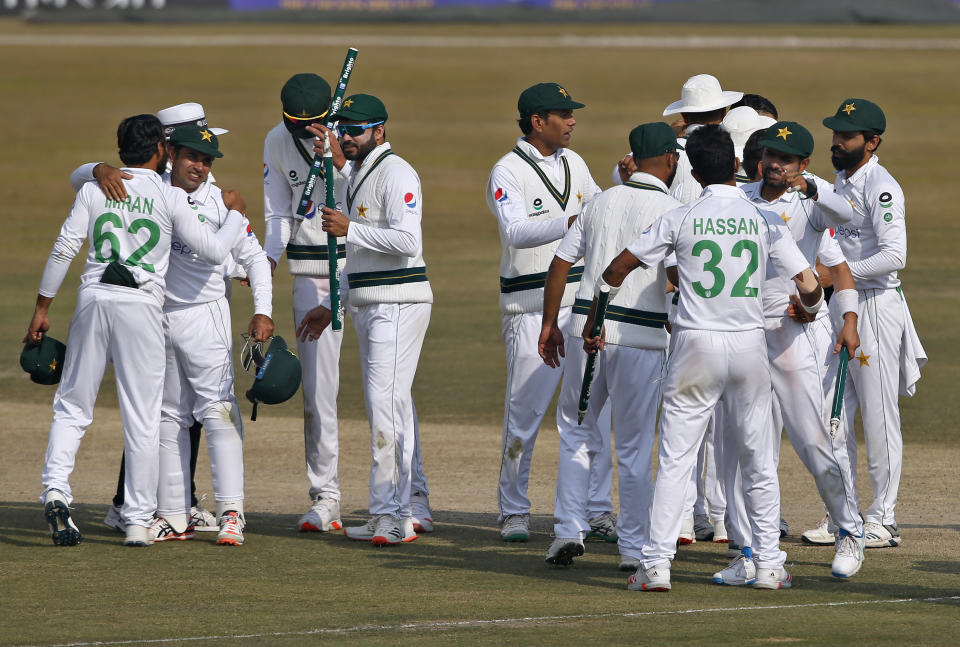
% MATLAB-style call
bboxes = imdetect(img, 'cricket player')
[296,94,432,546]
[601,124,825,591]
[806,99,926,549]
[715,121,866,583]
[263,73,351,534]
[28,114,247,547]
[539,122,683,569]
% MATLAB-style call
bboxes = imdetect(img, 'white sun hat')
[156,102,228,139]
[663,74,744,116]
[722,106,777,159]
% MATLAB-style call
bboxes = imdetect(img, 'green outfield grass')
[1,19,958,646]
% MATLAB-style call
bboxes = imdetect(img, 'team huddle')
[24,70,925,591]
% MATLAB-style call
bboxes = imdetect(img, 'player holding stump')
[813,99,926,548]
[487,82,615,543]
[539,122,683,569]
[28,115,246,547]
[297,94,433,546]
[606,124,824,591]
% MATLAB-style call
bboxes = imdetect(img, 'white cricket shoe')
[694,514,715,541]
[627,563,671,592]
[863,522,902,548]
[832,530,865,578]
[371,514,403,546]
[410,491,434,533]
[712,548,757,586]
[103,505,124,533]
[753,566,792,590]
[712,518,728,543]
[677,515,695,545]
[619,556,641,572]
[545,537,584,566]
[298,497,342,532]
[190,496,219,532]
[124,524,152,547]
[149,517,195,542]
[44,489,81,547]
[345,517,378,542]
[586,511,618,543]
[780,517,790,538]
[801,515,835,545]
[500,513,530,542]
[216,511,245,546]
[401,517,419,543]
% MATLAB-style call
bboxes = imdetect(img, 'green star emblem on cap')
[842,102,856,115]
[777,126,792,140]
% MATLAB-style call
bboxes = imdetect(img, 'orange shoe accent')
[217,537,241,546]
[300,522,320,532]
[330,520,342,530]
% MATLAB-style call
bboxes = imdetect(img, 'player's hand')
[222,190,247,215]
[538,324,565,368]
[93,163,132,202]
[581,321,606,354]
[247,314,274,342]
[834,313,860,357]
[784,171,817,199]
[321,207,350,237]
[268,257,277,276]
[296,305,332,342]
[23,310,50,344]
[670,117,687,136]
[787,294,817,323]
[307,123,347,171]
[617,154,638,184]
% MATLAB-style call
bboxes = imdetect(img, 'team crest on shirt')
[404,192,417,208]
[495,187,508,203]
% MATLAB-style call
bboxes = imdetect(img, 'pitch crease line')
[29,595,960,647]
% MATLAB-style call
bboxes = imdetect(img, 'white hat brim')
[662,90,744,116]
[210,127,229,136]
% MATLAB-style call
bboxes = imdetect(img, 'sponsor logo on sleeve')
[263,164,269,179]
[404,192,417,208]
[246,224,255,237]
[879,191,893,208]
[883,213,893,222]
[304,201,316,219]
[494,187,508,203]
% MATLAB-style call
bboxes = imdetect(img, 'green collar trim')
[346,149,395,212]
[624,180,666,194]
[290,133,324,178]
[512,146,571,210]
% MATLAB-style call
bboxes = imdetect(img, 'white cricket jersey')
[556,172,681,349]
[488,137,601,314]
[831,155,906,290]
[741,176,852,318]
[626,183,810,332]
[40,168,242,304]
[263,122,347,277]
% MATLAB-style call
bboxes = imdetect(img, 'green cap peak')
[823,98,885,135]
[759,121,814,159]
[629,122,683,159]
[169,124,223,158]
[333,94,388,123]
[518,82,585,119]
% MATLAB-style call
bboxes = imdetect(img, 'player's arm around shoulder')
[167,184,245,265]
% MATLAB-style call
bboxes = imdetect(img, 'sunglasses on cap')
[336,121,384,138]
[282,109,329,123]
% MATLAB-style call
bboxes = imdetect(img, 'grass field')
[1,19,959,646]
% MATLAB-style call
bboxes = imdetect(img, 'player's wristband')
[833,288,858,318]
[595,276,621,301]
[799,288,824,315]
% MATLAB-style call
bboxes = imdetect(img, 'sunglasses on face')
[336,121,384,138]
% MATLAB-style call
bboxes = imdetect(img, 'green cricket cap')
[629,122,684,159]
[517,82,585,119]
[759,121,814,159]
[245,336,302,420]
[822,98,886,135]
[333,94,389,123]
[281,73,332,121]
[20,335,66,386]
[169,124,223,158]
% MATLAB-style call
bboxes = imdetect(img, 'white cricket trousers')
[158,297,245,521]
[294,276,344,502]
[843,287,905,526]
[351,301,431,518]
[641,328,785,570]
[554,338,664,558]
[41,283,164,528]
[498,308,613,520]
